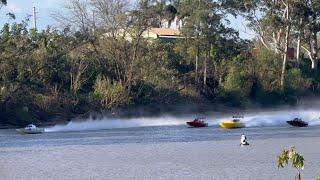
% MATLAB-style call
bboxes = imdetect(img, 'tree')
[228,0,304,90]
[298,0,320,71]
[277,147,304,180]
[1,0,14,20]
[178,0,239,89]
[163,4,177,28]
[53,0,94,33]
[0,0,7,7]
[0,0,7,13]
[90,0,129,35]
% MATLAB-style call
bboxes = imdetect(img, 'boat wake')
[231,109,320,128]
[45,116,186,132]
[44,109,320,132]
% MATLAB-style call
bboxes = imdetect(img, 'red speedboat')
[186,118,208,128]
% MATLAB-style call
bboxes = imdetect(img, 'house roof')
[148,28,180,36]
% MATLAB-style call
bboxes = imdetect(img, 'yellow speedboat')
[219,119,245,129]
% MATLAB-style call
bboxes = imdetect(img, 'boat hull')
[16,128,44,134]
[219,121,245,129]
[186,121,208,128]
[286,121,308,127]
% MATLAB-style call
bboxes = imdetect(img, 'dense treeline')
[0,0,320,126]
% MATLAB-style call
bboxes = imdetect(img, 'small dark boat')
[186,118,208,128]
[286,118,308,127]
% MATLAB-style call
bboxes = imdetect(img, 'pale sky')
[0,0,255,39]
[225,14,255,40]
[0,0,64,30]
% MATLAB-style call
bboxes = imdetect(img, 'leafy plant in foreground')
[277,147,304,180]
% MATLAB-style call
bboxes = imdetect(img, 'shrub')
[90,75,131,109]
[277,147,304,180]
[130,80,155,104]
[285,68,311,96]
[222,56,252,99]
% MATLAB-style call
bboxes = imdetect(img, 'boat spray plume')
[232,109,320,127]
[45,116,186,132]
[45,105,320,132]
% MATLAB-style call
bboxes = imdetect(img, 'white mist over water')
[45,109,320,132]
[45,116,187,132]
[224,109,320,127]
[205,109,320,127]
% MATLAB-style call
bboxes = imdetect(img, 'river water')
[1,110,320,180]
[1,123,320,148]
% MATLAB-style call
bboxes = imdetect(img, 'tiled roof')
[149,28,180,36]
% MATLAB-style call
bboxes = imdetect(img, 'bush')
[277,147,304,180]
[10,106,40,126]
[90,75,131,109]
[222,56,252,99]
[130,80,155,104]
[285,68,311,96]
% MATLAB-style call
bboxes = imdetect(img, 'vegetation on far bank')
[1,0,320,126]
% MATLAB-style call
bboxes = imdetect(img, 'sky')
[0,0,64,29]
[0,0,255,39]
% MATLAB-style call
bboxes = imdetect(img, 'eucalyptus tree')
[163,4,177,28]
[227,0,306,89]
[167,0,183,29]
[283,0,320,70]
[297,0,320,71]
[125,0,160,90]
[179,0,238,88]
[178,0,201,84]
[0,0,7,8]
[141,0,178,28]
[147,0,167,27]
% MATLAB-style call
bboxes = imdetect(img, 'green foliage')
[91,75,131,109]
[285,68,311,96]
[2,0,320,126]
[14,106,40,126]
[222,56,251,98]
[137,42,178,89]
[131,80,155,104]
[254,45,282,92]
[277,147,304,169]
[277,147,304,180]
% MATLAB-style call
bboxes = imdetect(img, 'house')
[142,28,181,42]
[103,28,181,43]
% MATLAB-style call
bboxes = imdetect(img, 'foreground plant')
[277,147,304,180]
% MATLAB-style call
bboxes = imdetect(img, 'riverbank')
[2,95,320,129]
[2,83,307,128]
[0,100,243,128]
[1,136,319,180]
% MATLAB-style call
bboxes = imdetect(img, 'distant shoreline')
[2,95,319,129]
